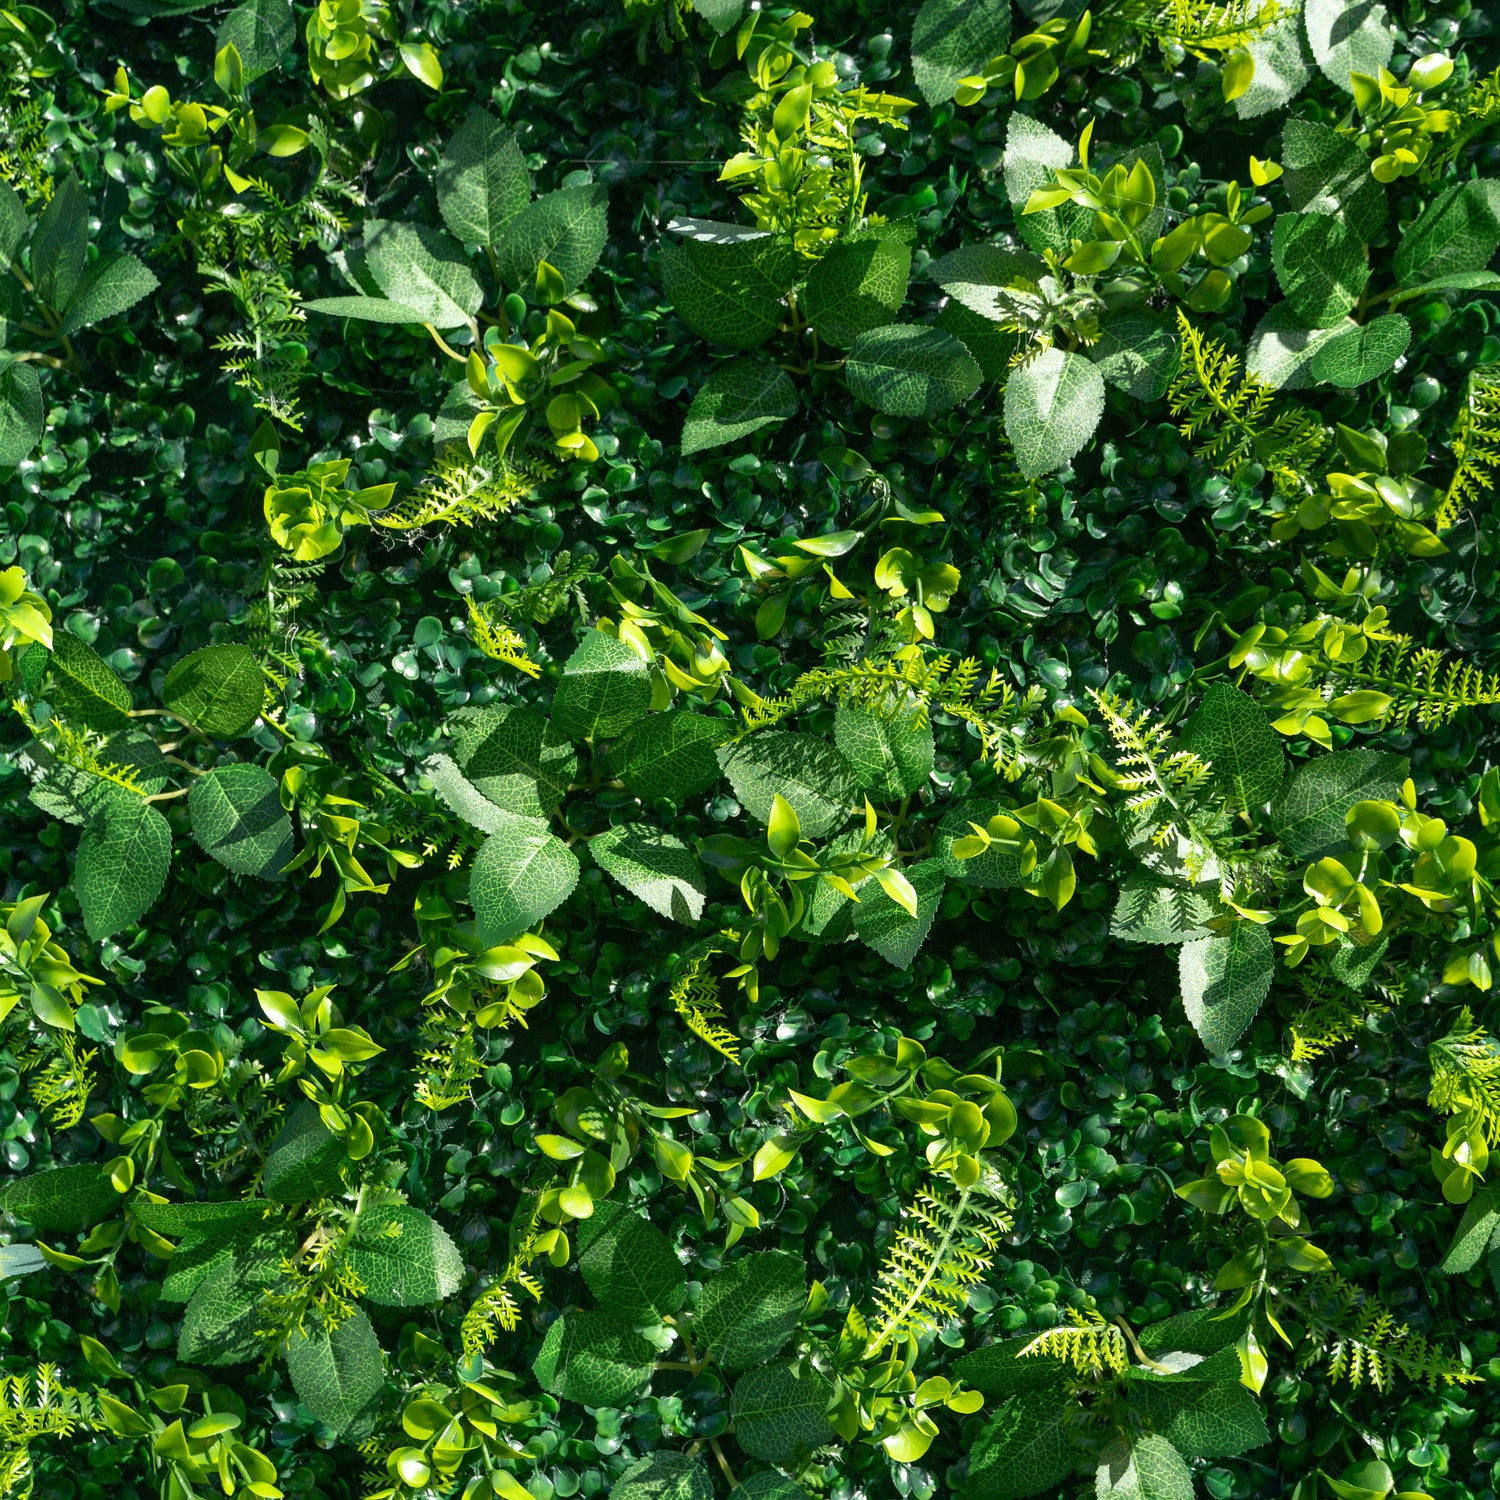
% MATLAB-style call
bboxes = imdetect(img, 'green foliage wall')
[0,0,1499,1498]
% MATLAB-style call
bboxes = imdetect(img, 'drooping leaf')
[681,359,797,455]
[188,764,293,878]
[591,824,706,924]
[424,753,513,834]
[1003,346,1106,478]
[1179,923,1275,1054]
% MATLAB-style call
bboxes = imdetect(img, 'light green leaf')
[1246,304,1356,390]
[0,1165,120,1232]
[730,1361,834,1462]
[717,731,857,839]
[734,1475,813,1500]
[1235,0,1313,119]
[451,703,578,816]
[285,1308,385,1438]
[188,764,292,878]
[688,0,743,32]
[1307,314,1410,387]
[936,801,1028,889]
[494,184,608,296]
[0,361,43,468]
[802,828,893,942]
[608,711,726,803]
[660,229,795,349]
[162,644,264,738]
[1304,0,1393,91]
[803,227,913,347]
[303,295,428,324]
[695,1250,806,1369]
[346,1205,463,1307]
[363,220,483,329]
[532,1309,656,1405]
[76,789,171,942]
[966,1388,1083,1500]
[1394,181,1500,288]
[48,630,132,732]
[0,1244,48,1279]
[911,0,1011,104]
[264,1102,350,1203]
[551,632,653,741]
[615,1452,714,1500]
[178,1239,288,1365]
[1095,1435,1194,1500]
[1281,118,1385,241]
[1272,212,1370,327]
[681,359,797,455]
[1268,749,1408,860]
[853,856,945,970]
[59,253,158,337]
[846,324,981,417]
[1110,870,1218,945]
[436,107,531,247]
[833,706,934,801]
[929,242,1046,322]
[576,1198,687,1321]
[1179,683,1285,810]
[1004,346,1106,478]
[1090,310,1179,401]
[1003,115,1090,255]
[591,823,706,924]
[470,813,580,944]
[30,175,87,312]
[1179,923,1274,1055]
[216,0,295,82]
[1440,1181,1500,1273]
[424,753,511,833]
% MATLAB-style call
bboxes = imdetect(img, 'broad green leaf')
[178,1239,289,1365]
[966,1388,1084,1500]
[1137,1305,1250,1357]
[1110,870,1218,945]
[216,0,295,82]
[264,1101,350,1203]
[717,731,857,838]
[833,705,934,801]
[133,1200,270,1241]
[1268,749,1408,860]
[695,1250,806,1369]
[734,1477,813,1500]
[853,856,945,970]
[1307,314,1411,388]
[911,0,1011,104]
[936,801,1028,889]
[1272,212,1370,327]
[802,828,893,942]
[1178,683,1285,810]
[1095,1435,1193,1500]
[845,324,981,417]
[615,1452,714,1500]
[470,813,580,944]
[425,753,512,833]
[803,227,913,347]
[0,361,43,467]
[1179,923,1274,1055]
[303,295,428,324]
[76,789,171,942]
[188,764,292,878]
[939,300,1018,380]
[954,1339,1068,1400]
[346,1205,463,1307]
[689,0,743,31]
[552,632,652,741]
[162,644,265,738]
[608,711,726,803]
[1304,0,1393,91]
[0,182,24,263]
[1124,1367,1270,1458]
[591,823,706,924]
[1281,119,1385,242]
[451,703,578,816]
[0,1165,120,1232]
[48,630,132,731]
[929,242,1047,322]
[1235,0,1313,120]
[576,1198,687,1320]
[681,359,796,455]
[1003,346,1105,478]
[660,230,795,349]
[1003,114,1090,255]
[1393,182,1500,288]
[285,1308,385,1438]
[1246,304,1356,390]
[436,106,531,247]
[730,1361,834,1462]
[494,184,608,296]
[58,253,158,337]
[1090,310,1179,401]
[30,175,87,312]
[0,1244,48,1279]
[364,220,483,329]
[161,1219,286,1305]
[532,1309,655,1405]
[1440,1181,1500,1273]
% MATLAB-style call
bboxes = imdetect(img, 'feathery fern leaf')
[1019,1309,1129,1375]
[372,456,550,532]
[1429,1007,1500,1144]
[1435,363,1500,532]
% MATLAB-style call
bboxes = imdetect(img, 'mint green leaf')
[0,361,43,467]
[437,106,531,248]
[1110,870,1218,945]
[954,1339,1068,1400]
[929,242,1047,321]
[425,753,511,833]
[1307,314,1410,387]
[1246,304,1355,390]
[48,630,132,731]
[609,711,727,802]
[1004,347,1106,478]
[58,253,157,337]
[285,1308,385,1438]
[495,184,608,296]
[936,801,1027,889]
[303,295,428,324]
[1304,0,1393,91]
[1269,749,1408,860]
[216,0,295,82]
[363,220,483,329]
[162,644,265,738]
[188,764,292,878]
[730,1361,834,1462]
[695,1250,806,1369]
[533,1309,656,1405]
[689,0,743,32]
[1281,119,1386,241]
[1003,115,1090,255]
[1394,181,1500,288]
[1179,683,1285,810]
[0,1165,120,1232]
[0,1245,48,1279]
[1441,1181,1500,1273]
[615,1452,714,1500]
[178,1240,287,1365]
[133,1200,271,1241]
[911,0,1010,104]
[1179,923,1274,1054]
[592,823,706,924]
[577,1198,687,1321]
[451,703,578,816]
[717,731,856,838]
[76,790,172,941]
[682,359,796,455]
[264,1101,350,1203]
[1330,932,1387,990]
[0,182,24,263]
[552,632,653,741]
[470,813,579,944]
[1090,310,1179,401]
[967,1388,1086,1500]
[162,1219,289,1305]
[1096,1435,1193,1500]
[1124,1371,1270,1459]
[1235,0,1313,120]
[1272,211,1370,327]
[803,228,913,347]
[845,324,981,417]
[660,230,795,349]
[853,856,945,970]
[346,1205,463,1307]
[833,706,934,800]
[30,175,87,312]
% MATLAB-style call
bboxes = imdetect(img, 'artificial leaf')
[1268,749,1408,860]
[614,1452,714,1500]
[717,731,857,839]
[1235,0,1313,120]
[437,106,531,248]
[48,630,132,732]
[833,705,934,801]
[608,711,727,803]
[695,1251,806,1369]
[929,243,1047,322]
[845,324,981,418]
[1110,869,1218,945]
[285,1309,384,1438]
[966,1388,1084,1500]
[730,1361,834,1462]
[1179,923,1275,1054]
[1303,0,1394,91]
[76,790,171,942]
[58,253,158,337]
[576,1198,687,1320]
[1090,310,1179,401]
[470,814,580,944]
[1393,182,1500,289]
[660,229,794,349]
[1178,683,1285,810]
[346,1206,463,1307]
[263,1101,350,1203]
[910,0,1011,105]
[1095,1434,1193,1500]
[0,362,43,467]
[494,184,608,296]
[451,703,578,817]
[216,0,295,82]
[802,228,913,347]
[853,857,945,970]
[552,631,653,741]
[681,359,797,455]
[0,1165,120,1232]
[1281,118,1386,242]
[161,644,265,738]
[1272,212,1369,327]
[363,220,483,329]
[1307,315,1411,388]
[1004,346,1106,478]
[178,1241,287,1366]
[188,764,293,878]
[591,824,706,923]
[532,1309,656,1405]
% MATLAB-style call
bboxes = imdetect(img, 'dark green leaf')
[76,789,172,942]
[591,824,706,923]
[660,228,795,349]
[162,644,264,738]
[470,814,580,944]
[552,632,653,741]
[1178,683,1285,810]
[695,1250,806,1368]
[717,731,857,838]
[346,1206,463,1307]
[437,107,531,248]
[730,1361,834,1462]
[845,324,981,417]
[1179,923,1275,1054]
[577,1199,687,1320]
[285,1309,385,1438]
[494,184,608,296]
[0,1165,120,1232]
[682,359,797,455]
[188,764,292,878]
[803,228,913,347]
[609,711,727,803]
[532,1309,656,1405]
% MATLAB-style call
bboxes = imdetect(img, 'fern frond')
[1429,1007,1500,1144]
[12,703,148,798]
[413,1012,485,1112]
[1019,1309,1128,1375]
[202,265,308,430]
[372,455,549,531]
[466,598,544,679]
[1287,970,1387,1063]
[1326,628,1500,733]
[14,1030,95,1130]
[1435,363,1500,532]
[0,1365,96,1494]
[0,79,52,205]
[670,952,741,1064]
[1129,0,1282,49]
[1087,688,1213,835]
[462,1202,551,1356]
